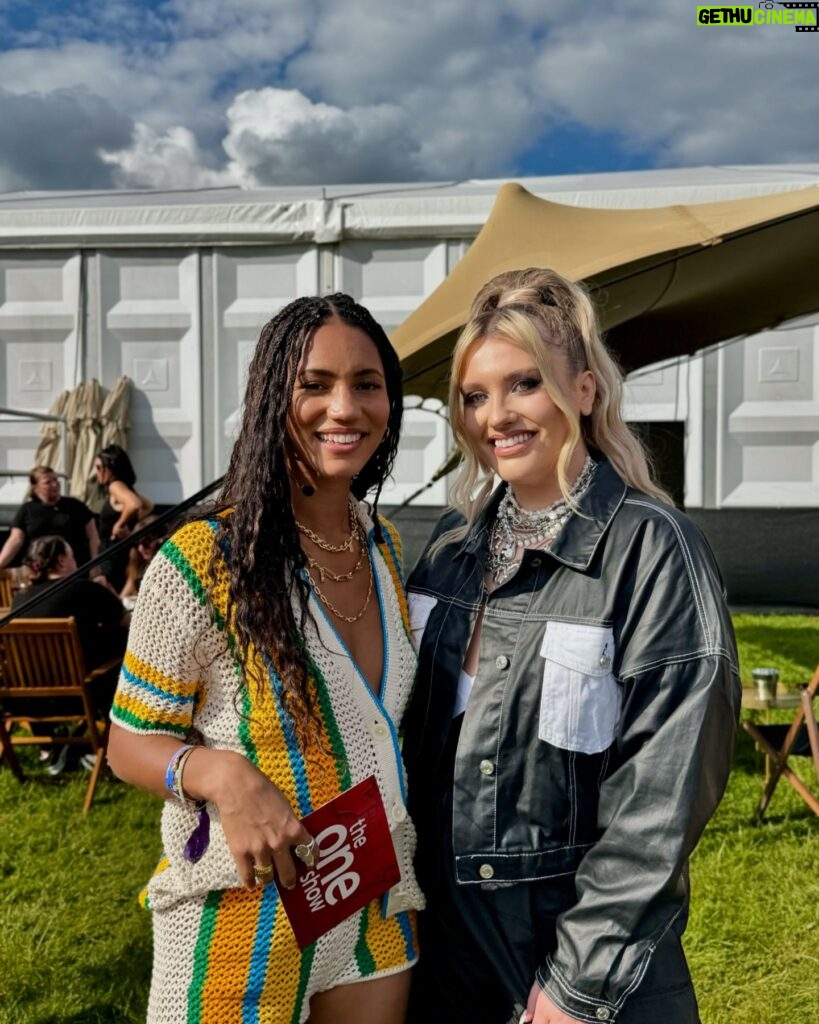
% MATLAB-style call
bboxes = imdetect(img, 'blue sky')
[0,0,815,191]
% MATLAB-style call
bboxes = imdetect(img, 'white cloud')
[0,86,132,191]
[219,88,420,185]
[531,0,819,166]
[99,124,234,189]
[162,0,314,42]
[0,41,141,101]
[0,0,816,191]
[285,0,545,177]
[99,89,419,189]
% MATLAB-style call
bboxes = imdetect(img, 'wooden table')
[741,688,802,718]
[741,689,802,779]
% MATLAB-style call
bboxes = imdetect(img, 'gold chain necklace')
[307,548,374,623]
[305,524,367,582]
[294,499,357,553]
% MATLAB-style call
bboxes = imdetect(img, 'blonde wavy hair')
[438,267,672,551]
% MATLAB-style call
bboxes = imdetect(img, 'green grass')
[0,614,817,1023]
[689,612,819,1024]
[0,769,158,1024]
[733,613,819,687]
[688,737,819,1023]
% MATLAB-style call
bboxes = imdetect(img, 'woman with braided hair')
[108,294,424,1023]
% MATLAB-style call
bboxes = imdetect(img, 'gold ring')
[253,862,274,878]
[294,838,317,868]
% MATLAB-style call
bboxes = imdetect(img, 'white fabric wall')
[2,166,818,510]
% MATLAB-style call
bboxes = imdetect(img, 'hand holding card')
[275,775,402,949]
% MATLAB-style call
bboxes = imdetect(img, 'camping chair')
[0,617,121,813]
[743,664,819,820]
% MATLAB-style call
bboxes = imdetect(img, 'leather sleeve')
[537,510,742,1022]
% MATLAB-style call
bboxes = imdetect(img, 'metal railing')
[0,407,69,485]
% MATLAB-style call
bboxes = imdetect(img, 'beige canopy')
[392,182,819,399]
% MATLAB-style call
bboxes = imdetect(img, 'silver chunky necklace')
[487,455,596,586]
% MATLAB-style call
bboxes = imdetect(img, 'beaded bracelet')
[172,746,197,804]
[164,744,211,865]
[164,744,193,800]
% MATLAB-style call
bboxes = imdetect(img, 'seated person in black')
[0,466,101,573]
[11,535,129,769]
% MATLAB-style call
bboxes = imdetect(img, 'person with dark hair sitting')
[12,535,129,773]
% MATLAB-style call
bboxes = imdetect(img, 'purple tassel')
[183,805,210,864]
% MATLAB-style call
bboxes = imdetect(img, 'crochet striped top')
[111,505,424,919]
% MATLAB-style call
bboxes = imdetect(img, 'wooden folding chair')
[0,617,121,813]
[743,664,819,820]
[0,570,13,608]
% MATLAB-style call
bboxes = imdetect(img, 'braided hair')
[209,294,402,748]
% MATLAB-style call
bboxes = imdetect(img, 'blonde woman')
[403,269,740,1024]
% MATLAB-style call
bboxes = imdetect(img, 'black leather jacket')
[403,459,741,1023]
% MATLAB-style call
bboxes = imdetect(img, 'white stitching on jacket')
[624,498,712,652]
[622,647,738,677]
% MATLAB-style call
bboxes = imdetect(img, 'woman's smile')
[490,431,537,455]
[316,431,367,452]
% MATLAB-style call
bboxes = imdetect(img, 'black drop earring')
[301,484,315,497]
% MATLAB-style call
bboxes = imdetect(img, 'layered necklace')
[487,454,596,586]
[295,498,373,623]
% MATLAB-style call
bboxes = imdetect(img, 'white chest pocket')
[538,621,621,755]
[407,592,438,655]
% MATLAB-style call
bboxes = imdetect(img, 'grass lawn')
[0,614,817,1024]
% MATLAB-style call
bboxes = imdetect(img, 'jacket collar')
[456,457,628,572]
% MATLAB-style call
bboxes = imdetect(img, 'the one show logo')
[299,816,369,911]
[274,775,402,950]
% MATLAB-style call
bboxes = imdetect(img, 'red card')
[275,775,401,949]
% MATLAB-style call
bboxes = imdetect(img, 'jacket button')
[599,655,611,669]
[531,557,541,567]
[595,1009,611,1021]
[495,655,510,670]
[478,864,494,879]
[372,722,389,739]
[391,802,408,823]
[479,759,495,776]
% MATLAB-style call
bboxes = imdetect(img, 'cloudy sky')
[0,0,816,193]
